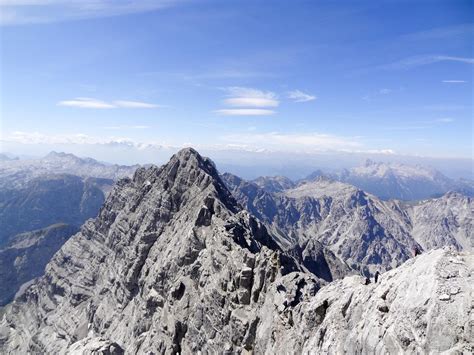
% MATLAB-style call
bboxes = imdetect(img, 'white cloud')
[287,89,316,102]
[215,87,279,115]
[379,88,392,95]
[1,131,178,152]
[223,87,279,107]
[220,132,362,151]
[57,97,116,109]
[113,100,160,108]
[57,97,160,109]
[442,80,467,83]
[224,97,278,107]
[215,109,275,116]
[2,130,398,156]
[3,131,134,145]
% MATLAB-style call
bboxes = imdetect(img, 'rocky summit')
[0,148,472,354]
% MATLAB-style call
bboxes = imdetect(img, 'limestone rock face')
[0,149,472,354]
[222,173,474,275]
[0,148,317,354]
[253,248,474,354]
[409,192,473,252]
[222,173,417,274]
[0,223,78,306]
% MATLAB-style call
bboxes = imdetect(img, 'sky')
[0,0,473,176]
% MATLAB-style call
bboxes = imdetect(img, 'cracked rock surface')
[0,148,472,354]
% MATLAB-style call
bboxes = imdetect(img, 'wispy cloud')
[113,100,160,108]
[3,131,137,146]
[215,87,278,116]
[223,87,279,107]
[215,109,275,116]
[442,80,467,83]
[58,98,115,109]
[287,89,316,102]
[57,97,161,109]
[381,55,474,70]
[2,130,396,155]
[0,0,179,26]
[220,131,362,151]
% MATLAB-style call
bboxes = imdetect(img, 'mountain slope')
[409,192,473,252]
[254,248,473,353]
[223,174,418,274]
[0,223,78,306]
[0,148,327,354]
[252,175,296,193]
[223,173,473,275]
[0,174,109,246]
[0,149,471,354]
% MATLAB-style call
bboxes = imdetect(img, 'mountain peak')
[167,147,219,179]
[174,147,200,159]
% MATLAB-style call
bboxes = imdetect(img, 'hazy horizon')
[2,145,473,181]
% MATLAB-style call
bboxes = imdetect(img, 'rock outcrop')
[253,248,474,354]
[409,192,473,252]
[222,173,418,274]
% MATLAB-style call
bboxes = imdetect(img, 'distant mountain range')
[253,159,473,201]
[0,151,138,188]
[0,148,473,353]
[0,151,139,245]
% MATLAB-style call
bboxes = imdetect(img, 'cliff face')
[254,248,473,354]
[0,149,472,354]
[0,148,332,353]
[409,192,473,252]
[222,173,473,275]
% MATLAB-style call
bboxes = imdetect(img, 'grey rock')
[0,174,109,246]
[0,223,78,306]
[304,159,473,201]
[0,148,307,353]
[223,173,474,275]
[0,149,472,354]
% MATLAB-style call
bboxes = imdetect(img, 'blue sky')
[0,0,473,164]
